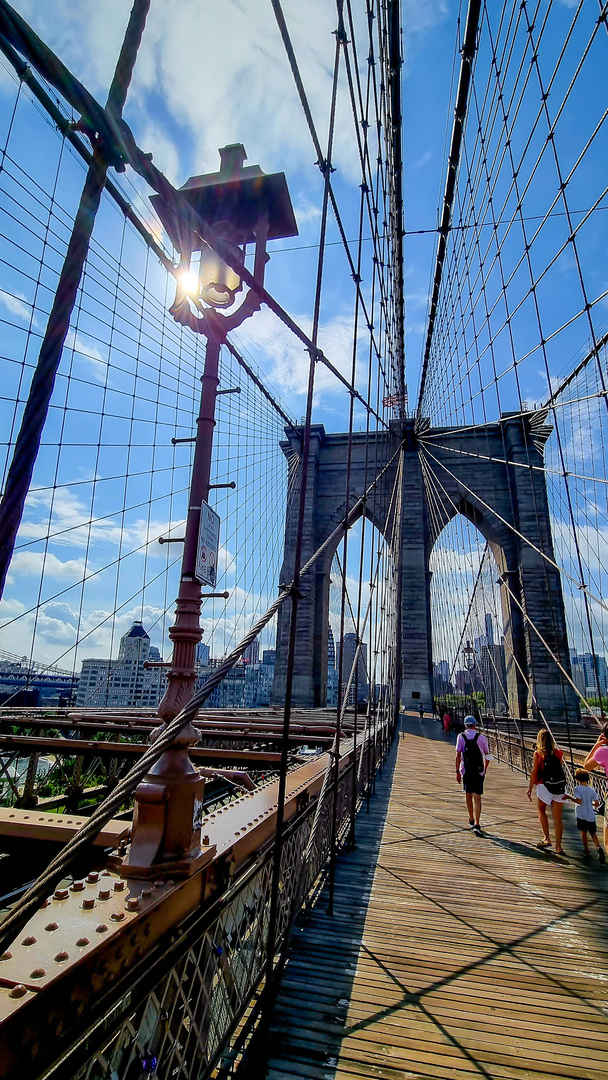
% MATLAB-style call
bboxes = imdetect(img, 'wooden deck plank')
[254,717,608,1080]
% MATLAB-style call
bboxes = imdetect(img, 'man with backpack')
[455,715,491,835]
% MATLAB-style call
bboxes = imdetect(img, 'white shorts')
[536,783,567,805]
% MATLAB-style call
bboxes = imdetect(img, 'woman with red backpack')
[527,728,568,854]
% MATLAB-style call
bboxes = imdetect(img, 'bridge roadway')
[255,715,608,1080]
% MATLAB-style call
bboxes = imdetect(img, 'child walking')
[569,769,606,863]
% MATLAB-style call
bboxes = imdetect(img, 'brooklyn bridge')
[0,1,608,1077]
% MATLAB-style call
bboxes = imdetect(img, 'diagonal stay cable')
[0,441,403,955]
[420,446,593,716]
[0,0,385,429]
[420,443,608,616]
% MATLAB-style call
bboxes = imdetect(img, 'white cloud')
[10,551,87,579]
[0,288,32,323]
[233,306,359,402]
[64,329,108,382]
[18,485,186,557]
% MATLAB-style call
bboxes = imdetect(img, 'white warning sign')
[195,501,220,586]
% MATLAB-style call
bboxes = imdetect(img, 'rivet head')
[96,924,108,934]
[126,898,140,912]
[54,951,69,963]
[1,951,12,961]
[110,912,125,922]
[98,889,111,901]
[101,870,111,877]
[141,887,152,898]
[54,889,69,901]
[9,984,27,999]
[113,880,125,892]
[202,835,210,845]
[70,881,85,892]
[153,881,164,890]
[76,937,90,948]
[22,936,36,947]
[86,872,99,884]
[44,922,58,932]
[30,968,45,979]
[82,897,95,910]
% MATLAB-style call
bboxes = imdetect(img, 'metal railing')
[484,728,607,803]
[28,730,387,1080]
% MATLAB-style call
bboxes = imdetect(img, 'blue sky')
[1,0,605,682]
[0,0,460,670]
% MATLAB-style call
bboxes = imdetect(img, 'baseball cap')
[464,715,477,726]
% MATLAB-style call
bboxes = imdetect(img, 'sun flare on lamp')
[178,267,200,297]
[151,143,298,334]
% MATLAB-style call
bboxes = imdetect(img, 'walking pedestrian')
[567,769,605,863]
[455,715,491,835]
[417,702,424,720]
[443,710,451,737]
[527,729,568,854]
[583,722,608,857]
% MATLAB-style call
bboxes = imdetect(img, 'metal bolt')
[101,870,111,877]
[202,834,210,846]
[98,888,111,901]
[113,881,125,892]
[153,881,164,890]
[9,985,27,999]
[76,937,90,947]
[44,923,58,932]
[82,898,95,910]
[141,887,152,898]
[70,881,85,892]
[111,912,125,922]
[95,924,108,934]
[54,889,69,901]
[86,872,99,884]
[126,898,140,912]
[30,968,45,979]
[22,936,36,946]
[54,951,69,963]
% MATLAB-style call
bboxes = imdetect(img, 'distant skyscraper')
[570,651,608,696]
[76,622,164,708]
[327,626,336,669]
[340,632,368,704]
[262,649,276,666]
[485,613,494,648]
[243,640,259,665]
[196,642,210,667]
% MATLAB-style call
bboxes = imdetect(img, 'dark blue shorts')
[576,818,596,835]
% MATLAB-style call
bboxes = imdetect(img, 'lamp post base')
[157,578,202,722]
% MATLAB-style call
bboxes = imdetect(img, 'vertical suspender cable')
[0,0,151,599]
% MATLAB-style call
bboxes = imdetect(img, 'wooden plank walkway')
[258,715,608,1080]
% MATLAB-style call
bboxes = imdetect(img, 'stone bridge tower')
[271,413,579,727]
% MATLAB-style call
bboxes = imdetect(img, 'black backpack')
[462,732,484,775]
[541,751,567,796]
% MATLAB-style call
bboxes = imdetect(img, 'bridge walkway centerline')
[247,713,608,1080]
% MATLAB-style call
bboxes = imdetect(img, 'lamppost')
[151,144,298,722]
[462,639,476,717]
[121,146,297,878]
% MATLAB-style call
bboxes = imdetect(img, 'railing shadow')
[237,722,401,1079]
[247,713,608,1080]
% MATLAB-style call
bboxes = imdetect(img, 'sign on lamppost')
[196,501,220,586]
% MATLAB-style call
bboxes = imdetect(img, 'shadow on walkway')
[243,713,608,1080]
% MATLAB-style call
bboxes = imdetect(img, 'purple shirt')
[592,745,608,773]
[456,730,490,775]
